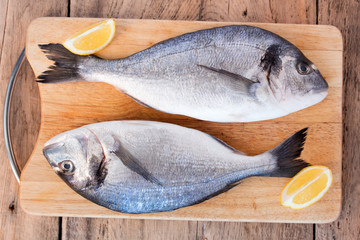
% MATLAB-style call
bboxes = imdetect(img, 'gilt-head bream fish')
[38,25,328,122]
[43,121,310,213]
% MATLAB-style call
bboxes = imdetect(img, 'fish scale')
[43,120,310,213]
[38,25,328,122]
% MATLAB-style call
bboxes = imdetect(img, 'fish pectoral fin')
[198,64,258,84]
[197,64,258,96]
[110,137,162,186]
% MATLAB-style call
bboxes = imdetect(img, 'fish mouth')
[305,77,328,99]
[50,163,61,173]
[312,76,329,94]
[312,87,328,94]
[299,87,328,107]
[44,158,61,172]
[43,142,64,157]
[43,141,65,170]
[43,141,64,152]
[309,85,328,99]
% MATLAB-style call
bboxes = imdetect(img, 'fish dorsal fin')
[198,65,259,96]
[110,136,162,186]
[208,134,246,155]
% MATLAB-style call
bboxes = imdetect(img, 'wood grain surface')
[0,0,358,239]
[21,17,342,223]
[0,0,66,239]
[316,0,360,239]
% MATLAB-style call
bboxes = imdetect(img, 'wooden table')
[0,0,358,239]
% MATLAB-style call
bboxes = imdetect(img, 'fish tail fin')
[37,43,85,83]
[269,128,310,177]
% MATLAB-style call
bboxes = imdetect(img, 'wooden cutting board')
[20,17,342,223]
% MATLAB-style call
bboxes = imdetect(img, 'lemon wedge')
[281,165,333,209]
[63,19,115,55]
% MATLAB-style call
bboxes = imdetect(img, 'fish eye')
[296,61,313,75]
[59,160,75,175]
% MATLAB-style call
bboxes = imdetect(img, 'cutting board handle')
[4,48,26,183]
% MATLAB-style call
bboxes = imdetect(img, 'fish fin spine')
[269,128,310,177]
[207,134,246,155]
[37,43,84,83]
[197,64,259,97]
[110,135,163,186]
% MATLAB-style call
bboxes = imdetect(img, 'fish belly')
[99,45,264,122]
[93,168,258,213]
[83,121,274,213]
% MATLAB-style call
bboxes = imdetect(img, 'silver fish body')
[43,121,309,213]
[38,25,328,122]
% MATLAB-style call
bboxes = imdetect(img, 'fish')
[37,25,328,122]
[43,120,310,213]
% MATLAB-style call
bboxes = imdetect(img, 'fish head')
[261,44,328,113]
[43,128,104,191]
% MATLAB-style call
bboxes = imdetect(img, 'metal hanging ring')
[3,48,26,183]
